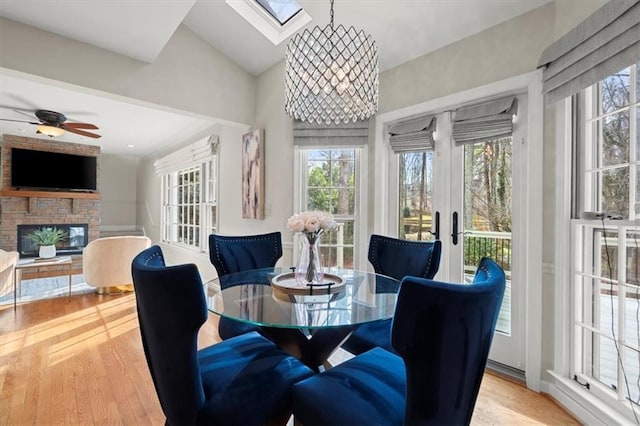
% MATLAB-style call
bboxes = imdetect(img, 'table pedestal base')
[262,327,353,372]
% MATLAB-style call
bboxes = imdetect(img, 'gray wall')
[378,3,555,114]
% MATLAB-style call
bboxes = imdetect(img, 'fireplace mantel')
[0,189,101,200]
[0,135,102,255]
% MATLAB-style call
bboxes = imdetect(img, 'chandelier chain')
[330,0,334,29]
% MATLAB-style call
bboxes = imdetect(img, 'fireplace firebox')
[17,224,89,258]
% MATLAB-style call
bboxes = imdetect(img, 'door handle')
[429,211,440,240]
[451,211,459,246]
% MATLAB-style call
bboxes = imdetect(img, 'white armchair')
[83,236,152,294]
[0,248,19,299]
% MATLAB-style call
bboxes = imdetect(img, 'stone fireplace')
[1,135,101,265]
[17,223,89,258]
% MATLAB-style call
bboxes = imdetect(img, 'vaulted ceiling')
[0,0,552,156]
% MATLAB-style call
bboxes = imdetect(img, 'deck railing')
[320,227,513,275]
[463,230,512,275]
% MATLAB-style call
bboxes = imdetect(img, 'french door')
[393,94,527,372]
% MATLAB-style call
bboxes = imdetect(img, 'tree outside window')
[304,148,356,268]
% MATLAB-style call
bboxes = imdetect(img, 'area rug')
[0,274,95,306]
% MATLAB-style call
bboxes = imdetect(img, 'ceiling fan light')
[36,125,65,137]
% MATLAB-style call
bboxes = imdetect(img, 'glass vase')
[295,231,324,285]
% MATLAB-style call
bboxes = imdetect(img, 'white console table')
[14,256,73,310]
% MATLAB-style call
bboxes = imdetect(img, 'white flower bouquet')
[287,211,337,234]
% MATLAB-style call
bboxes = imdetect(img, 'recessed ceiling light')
[127,144,135,148]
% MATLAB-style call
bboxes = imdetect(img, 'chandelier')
[284,0,378,125]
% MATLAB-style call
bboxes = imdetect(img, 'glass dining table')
[205,267,400,370]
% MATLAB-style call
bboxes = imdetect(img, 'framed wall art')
[241,128,265,219]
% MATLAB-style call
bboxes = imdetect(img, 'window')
[158,140,217,251]
[462,137,514,281]
[298,148,360,269]
[581,65,639,219]
[398,151,434,241]
[255,0,301,25]
[226,0,310,45]
[573,63,640,417]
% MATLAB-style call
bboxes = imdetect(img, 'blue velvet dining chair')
[341,234,442,355]
[131,245,314,426]
[293,257,506,426]
[208,232,282,340]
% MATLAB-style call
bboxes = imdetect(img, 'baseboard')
[486,359,526,383]
[99,225,145,237]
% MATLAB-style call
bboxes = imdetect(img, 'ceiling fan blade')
[0,117,38,124]
[0,105,33,113]
[2,92,40,109]
[64,127,102,139]
[12,109,37,120]
[62,122,99,130]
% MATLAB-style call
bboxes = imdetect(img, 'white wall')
[0,18,256,126]
[100,154,139,228]
[255,61,297,266]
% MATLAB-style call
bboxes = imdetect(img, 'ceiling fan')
[0,109,101,139]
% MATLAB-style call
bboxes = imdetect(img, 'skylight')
[255,0,302,26]
[226,0,311,46]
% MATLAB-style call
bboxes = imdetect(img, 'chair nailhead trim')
[212,234,281,276]
[143,251,163,266]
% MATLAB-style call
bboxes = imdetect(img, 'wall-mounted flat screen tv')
[11,148,98,192]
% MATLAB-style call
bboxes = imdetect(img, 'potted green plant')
[27,227,68,258]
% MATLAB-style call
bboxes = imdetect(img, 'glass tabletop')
[206,267,400,329]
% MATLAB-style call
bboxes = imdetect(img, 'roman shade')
[293,120,369,147]
[387,115,436,153]
[154,135,218,174]
[452,96,518,145]
[537,0,640,105]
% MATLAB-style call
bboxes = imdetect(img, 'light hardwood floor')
[0,292,579,425]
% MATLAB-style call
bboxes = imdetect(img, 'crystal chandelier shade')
[284,2,378,125]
